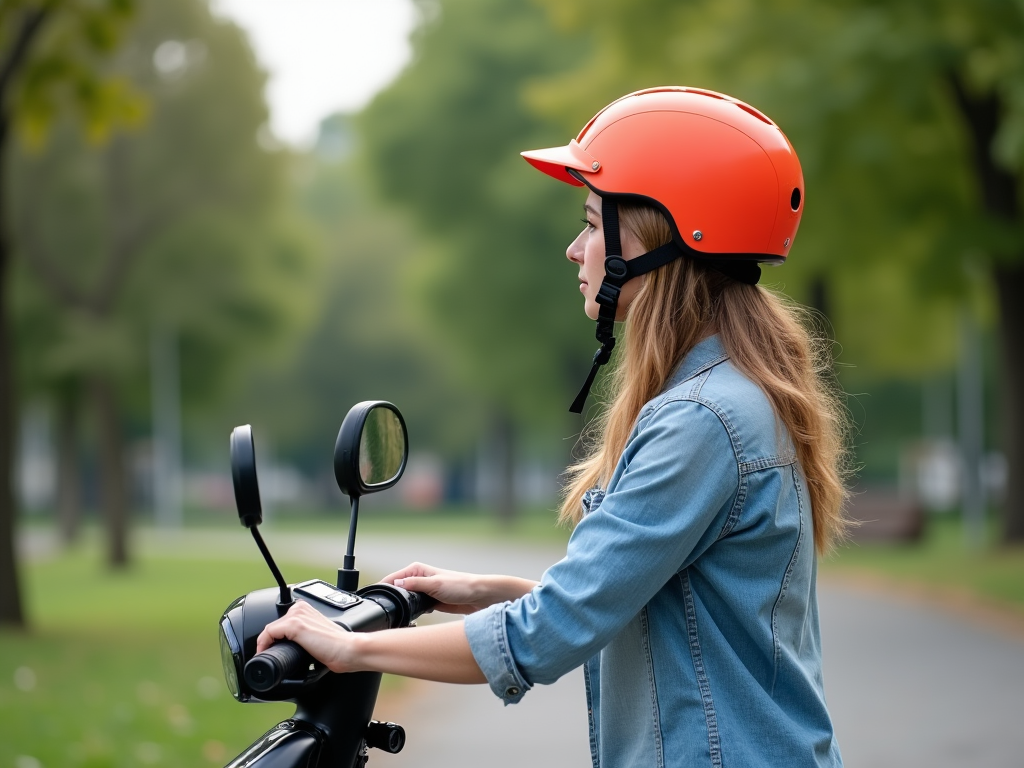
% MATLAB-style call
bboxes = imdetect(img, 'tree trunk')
[0,4,50,629]
[0,105,21,624]
[55,389,82,545]
[91,377,129,568]
[994,265,1024,541]
[0,228,23,625]
[948,76,1023,542]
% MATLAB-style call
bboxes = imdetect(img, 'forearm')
[480,575,538,605]
[347,620,486,684]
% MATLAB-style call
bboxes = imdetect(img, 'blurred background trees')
[1,0,140,624]
[359,0,595,519]
[2,0,1022,625]
[527,0,1022,538]
[4,1,1024,762]
[10,0,316,574]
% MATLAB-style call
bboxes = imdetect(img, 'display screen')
[303,581,336,599]
[296,580,360,608]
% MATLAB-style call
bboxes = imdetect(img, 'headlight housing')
[219,597,247,701]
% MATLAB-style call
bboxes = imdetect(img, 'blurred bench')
[844,488,925,543]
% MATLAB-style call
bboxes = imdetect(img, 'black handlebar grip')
[409,591,438,617]
[243,641,313,692]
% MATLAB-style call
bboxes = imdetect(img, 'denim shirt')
[463,335,842,768]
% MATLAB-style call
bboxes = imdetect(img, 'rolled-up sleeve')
[464,398,738,703]
[464,601,532,704]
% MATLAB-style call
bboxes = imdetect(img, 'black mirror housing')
[230,424,263,528]
[333,401,409,498]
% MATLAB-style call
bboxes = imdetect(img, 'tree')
[0,0,138,625]
[234,121,483,486]
[9,0,316,568]
[534,0,1024,538]
[360,0,592,518]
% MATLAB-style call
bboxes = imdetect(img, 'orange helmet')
[521,87,804,413]
[522,86,804,265]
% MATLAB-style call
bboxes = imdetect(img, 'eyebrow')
[583,203,600,218]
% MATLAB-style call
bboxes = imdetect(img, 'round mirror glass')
[358,406,406,487]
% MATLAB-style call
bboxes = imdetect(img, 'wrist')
[475,574,503,607]
[329,629,365,673]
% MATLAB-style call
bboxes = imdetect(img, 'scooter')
[218,401,436,767]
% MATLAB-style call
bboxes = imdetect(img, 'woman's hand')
[256,600,357,673]
[382,562,538,614]
[256,599,486,684]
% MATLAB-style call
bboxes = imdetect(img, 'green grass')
[11,510,1022,768]
[21,506,574,546]
[0,550,402,768]
[822,515,1024,612]
[275,506,572,544]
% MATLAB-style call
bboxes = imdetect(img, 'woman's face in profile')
[566,191,645,321]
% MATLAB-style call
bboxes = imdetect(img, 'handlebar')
[241,587,436,694]
[244,640,314,692]
[407,590,438,616]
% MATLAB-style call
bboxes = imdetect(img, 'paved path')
[819,581,1024,768]
[20,528,1024,767]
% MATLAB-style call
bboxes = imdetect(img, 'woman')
[258,87,849,767]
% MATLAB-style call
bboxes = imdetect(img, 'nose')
[566,229,585,264]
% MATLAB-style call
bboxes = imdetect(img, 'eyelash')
[581,218,595,229]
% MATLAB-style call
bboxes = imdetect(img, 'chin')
[585,302,599,321]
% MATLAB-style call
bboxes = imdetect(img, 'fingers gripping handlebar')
[241,586,437,695]
[245,641,313,692]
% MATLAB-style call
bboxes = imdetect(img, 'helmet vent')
[790,187,801,211]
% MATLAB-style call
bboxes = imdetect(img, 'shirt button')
[505,687,520,696]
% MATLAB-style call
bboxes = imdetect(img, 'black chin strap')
[569,198,765,414]
[570,199,681,413]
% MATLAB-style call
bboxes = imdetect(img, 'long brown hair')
[559,203,850,554]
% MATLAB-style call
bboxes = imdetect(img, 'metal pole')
[957,310,985,547]
[151,325,183,528]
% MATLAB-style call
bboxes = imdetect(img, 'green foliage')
[227,140,483,472]
[9,0,319,417]
[360,0,597,431]
[1,0,145,144]
[532,0,1024,376]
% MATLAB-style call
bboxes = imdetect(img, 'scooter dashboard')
[293,579,362,610]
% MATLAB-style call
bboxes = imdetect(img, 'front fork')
[225,671,406,768]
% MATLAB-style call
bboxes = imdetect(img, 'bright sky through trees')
[210,0,417,146]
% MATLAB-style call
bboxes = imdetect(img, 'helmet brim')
[520,140,595,186]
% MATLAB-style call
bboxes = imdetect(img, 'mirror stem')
[338,496,360,592]
[250,526,292,606]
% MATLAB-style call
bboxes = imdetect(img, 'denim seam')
[645,394,745,545]
[769,465,805,697]
[692,396,746,464]
[658,353,730,401]
[687,367,713,399]
[680,569,722,768]
[738,453,797,474]
[685,352,730,385]
[494,604,530,701]
[718,472,748,540]
[643,392,745,468]
[649,394,747,545]
[583,662,600,768]
[639,606,665,768]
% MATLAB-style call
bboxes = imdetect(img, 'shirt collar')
[665,334,729,390]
